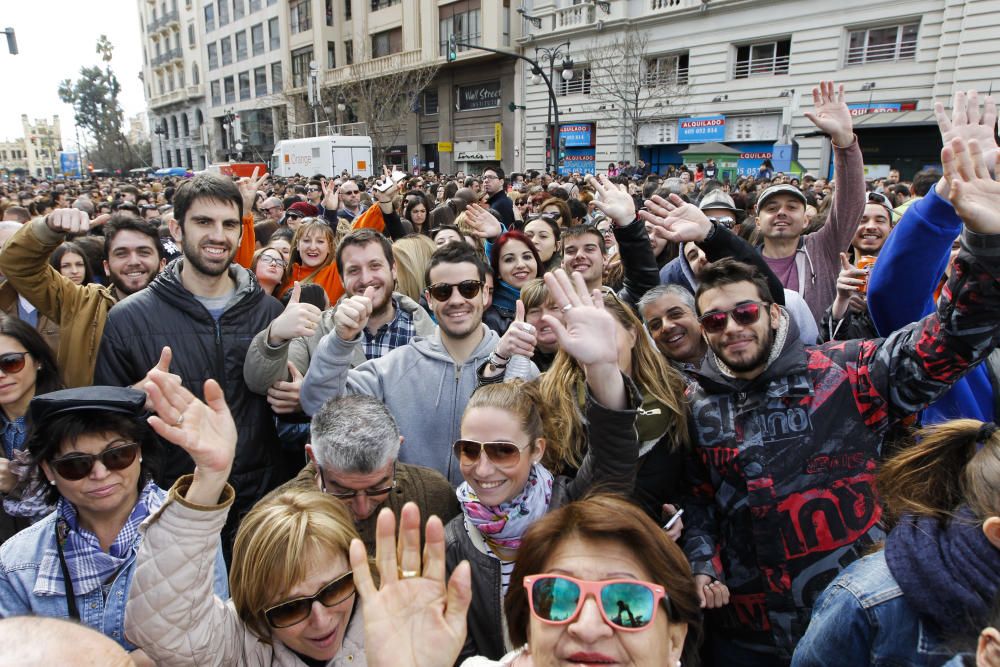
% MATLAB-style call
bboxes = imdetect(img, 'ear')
[398,435,405,449]
[103,259,111,278]
[979,627,1000,663]
[305,444,316,463]
[531,437,546,464]
[769,302,781,330]
[168,218,183,243]
[982,516,1000,550]
[39,460,55,486]
[667,622,688,667]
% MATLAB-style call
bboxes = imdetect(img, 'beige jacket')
[126,477,366,667]
[243,292,435,394]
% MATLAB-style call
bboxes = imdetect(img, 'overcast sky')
[1,0,146,150]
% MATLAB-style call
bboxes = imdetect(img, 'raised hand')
[639,193,713,244]
[942,137,1000,235]
[463,203,503,239]
[494,301,537,360]
[661,503,684,542]
[267,362,304,414]
[132,347,182,409]
[831,253,868,319]
[145,370,237,505]
[45,208,91,234]
[350,503,471,667]
[804,81,854,147]
[935,90,998,172]
[373,166,403,204]
[320,177,340,211]
[541,270,617,368]
[334,286,375,341]
[586,174,636,227]
[237,166,269,215]
[267,282,322,346]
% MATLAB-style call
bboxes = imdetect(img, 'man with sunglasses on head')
[301,241,509,486]
[272,394,458,554]
[654,133,1000,666]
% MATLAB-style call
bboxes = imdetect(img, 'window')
[647,53,689,86]
[192,63,200,85]
[178,68,186,87]
[236,31,247,60]
[217,0,229,25]
[204,4,215,31]
[559,66,591,95]
[345,40,353,65]
[327,41,336,69]
[271,61,283,92]
[224,76,235,103]
[734,39,790,78]
[208,42,218,69]
[233,0,244,19]
[439,0,481,57]
[502,0,510,46]
[251,24,264,55]
[267,0,276,5]
[423,90,438,115]
[291,46,313,87]
[254,66,267,95]
[371,28,401,58]
[847,23,918,65]
[250,0,261,10]
[290,0,311,33]
[344,0,351,20]
[220,36,232,65]
[371,0,401,9]
[268,17,280,50]
[239,71,251,100]
[182,114,190,136]
[188,24,196,48]
[326,0,333,25]
[186,148,193,169]
[171,116,179,137]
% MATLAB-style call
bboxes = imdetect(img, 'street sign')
[437,141,453,152]
[411,156,418,167]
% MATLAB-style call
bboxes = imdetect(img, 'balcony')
[148,83,204,110]
[146,10,180,34]
[320,49,424,87]
[151,47,183,67]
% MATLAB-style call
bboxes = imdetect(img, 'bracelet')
[489,352,509,368]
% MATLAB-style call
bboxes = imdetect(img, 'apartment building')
[519,0,1000,179]
[139,0,210,170]
[0,115,62,178]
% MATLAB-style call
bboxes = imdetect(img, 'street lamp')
[153,123,166,167]
[531,42,574,173]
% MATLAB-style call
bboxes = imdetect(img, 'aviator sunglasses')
[50,441,141,481]
[0,352,29,375]
[524,574,670,631]
[427,280,483,301]
[452,439,532,468]
[263,571,355,629]
[699,301,769,334]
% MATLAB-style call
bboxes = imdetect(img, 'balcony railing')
[320,49,424,87]
[553,4,593,29]
[733,55,790,79]
[152,47,183,67]
[846,39,917,65]
[149,82,204,109]
[147,9,180,33]
[644,68,690,87]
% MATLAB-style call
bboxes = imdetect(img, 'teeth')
[478,480,505,489]
[667,334,684,343]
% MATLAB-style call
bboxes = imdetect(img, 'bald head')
[0,617,135,666]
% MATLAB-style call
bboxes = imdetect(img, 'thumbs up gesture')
[494,300,537,361]
[268,282,323,346]
[133,346,182,409]
[334,286,375,341]
[267,361,305,414]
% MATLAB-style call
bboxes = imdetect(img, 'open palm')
[804,81,853,146]
[541,270,618,367]
[586,174,636,227]
[942,137,1000,235]
[640,193,711,243]
[935,90,999,170]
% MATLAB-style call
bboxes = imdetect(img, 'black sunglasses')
[427,280,483,301]
[0,352,28,375]
[50,441,141,481]
[264,571,356,629]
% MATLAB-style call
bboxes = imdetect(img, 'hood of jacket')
[147,257,261,319]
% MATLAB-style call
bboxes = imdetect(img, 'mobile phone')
[375,169,407,192]
[663,508,684,531]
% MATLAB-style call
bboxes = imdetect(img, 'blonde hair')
[229,487,360,642]
[288,220,336,279]
[454,212,487,261]
[464,380,545,448]
[519,278,549,311]
[538,293,689,472]
[392,234,437,301]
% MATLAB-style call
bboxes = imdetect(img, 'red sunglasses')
[698,301,769,334]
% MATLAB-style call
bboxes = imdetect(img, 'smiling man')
[94,174,285,553]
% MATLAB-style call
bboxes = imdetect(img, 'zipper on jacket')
[213,320,225,384]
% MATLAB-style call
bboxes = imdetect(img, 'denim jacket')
[792,551,966,667]
[0,489,229,651]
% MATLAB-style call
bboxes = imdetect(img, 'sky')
[1,0,147,150]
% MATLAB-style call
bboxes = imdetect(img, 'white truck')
[270,135,374,178]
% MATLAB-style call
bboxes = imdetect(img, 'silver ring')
[562,304,573,312]
[173,414,185,427]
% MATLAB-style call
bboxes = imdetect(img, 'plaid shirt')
[361,296,416,361]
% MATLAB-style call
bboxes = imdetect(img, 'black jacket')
[94,260,285,516]
[612,218,659,310]
[487,190,515,229]
[445,378,641,662]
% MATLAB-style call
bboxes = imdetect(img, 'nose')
[472,450,497,478]
[349,494,377,520]
[89,458,111,480]
[567,595,615,642]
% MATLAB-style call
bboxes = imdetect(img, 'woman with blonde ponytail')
[793,419,1000,667]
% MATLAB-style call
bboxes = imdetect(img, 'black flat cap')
[29,386,147,424]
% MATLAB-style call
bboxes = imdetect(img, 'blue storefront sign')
[559,149,596,176]
[730,142,776,177]
[848,102,902,116]
[559,123,594,147]
[59,152,81,177]
[678,115,726,143]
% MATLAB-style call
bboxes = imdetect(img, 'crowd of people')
[0,80,997,667]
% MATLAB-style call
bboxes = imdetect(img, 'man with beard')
[668,134,1000,664]
[0,210,165,386]
[94,174,285,555]
[300,241,504,486]
[243,228,436,412]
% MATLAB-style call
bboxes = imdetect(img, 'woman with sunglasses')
[0,317,64,543]
[447,270,640,662]
[125,372,365,666]
[0,385,228,662]
[351,494,701,667]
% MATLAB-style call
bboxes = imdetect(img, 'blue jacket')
[792,550,965,667]
[0,487,229,650]
[866,188,994,424]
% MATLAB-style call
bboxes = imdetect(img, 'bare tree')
[338,64,440,169]
[587,27,688,163]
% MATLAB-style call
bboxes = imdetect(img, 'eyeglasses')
[286,212,304,219]
[261,206,281,214]
[427,280,483,301]
[453,439,531,468]
[340,189,360,195]
[482,175,500,181]
[524,574,669,631]
[50,441,141,481]
[263,571,356,629]
[318,464,397,499]
[307,187,321,192]
[699,301,769,334]
[258,254,288,269]
[0,352,28,375]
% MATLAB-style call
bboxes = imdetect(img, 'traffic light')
[558,136,567,161]
[447,35,457,62]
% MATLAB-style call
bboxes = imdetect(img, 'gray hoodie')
[301,324,502,485]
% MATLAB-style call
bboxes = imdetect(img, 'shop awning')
[796,110,937,137]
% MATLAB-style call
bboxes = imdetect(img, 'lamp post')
[531,42,574,174]
[153,124,166,167]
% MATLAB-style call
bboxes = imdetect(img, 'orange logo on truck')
[357,161,366,171]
